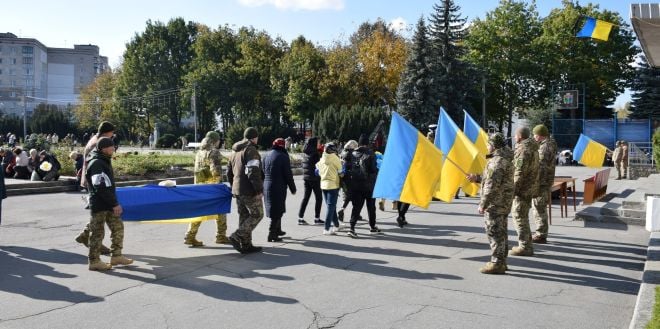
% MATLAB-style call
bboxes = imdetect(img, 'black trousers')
[397,202,410,219]
[298,180,322,219]
[268,214,282,236]
[350,189,376,230]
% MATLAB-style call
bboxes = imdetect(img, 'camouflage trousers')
[185,215,227,240]
[231,195,264,246]
[484,212,508,264]
[532,188,550,238]
[88,210,124,261]
[512,196,533,250]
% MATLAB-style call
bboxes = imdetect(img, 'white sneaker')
[323,229,336,235]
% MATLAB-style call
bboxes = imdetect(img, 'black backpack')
[348,152,367,181]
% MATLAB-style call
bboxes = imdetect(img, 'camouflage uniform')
[512,137,539,252]
[226,127,265,253]
[479,137,514,267]
[89,211,125,261]
[532,136,557,238]
[613,142,623,179]
[621,141,629,179]
[184,133,228,245]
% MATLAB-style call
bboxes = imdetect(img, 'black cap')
[98,121,115,134]
[97,137,114,150]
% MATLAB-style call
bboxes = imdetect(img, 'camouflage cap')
[488,132,506,149]
[205,131,220,141]
[532,124,549,137]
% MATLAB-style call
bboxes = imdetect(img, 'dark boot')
[396,216,405,228]
[268,233,283,242]
[243,243,263,253]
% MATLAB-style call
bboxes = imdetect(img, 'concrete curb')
[630,232,660,329]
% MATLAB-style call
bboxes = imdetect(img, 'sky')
[1,0,635,106]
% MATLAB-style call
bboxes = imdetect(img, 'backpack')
[348,152,367,181]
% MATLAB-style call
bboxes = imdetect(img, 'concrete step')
[622,200,647,210]
[575,206,645,226]
[7,185,78,196]
[6,176,195,195]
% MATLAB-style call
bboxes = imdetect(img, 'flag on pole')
[576,17,614,41]
[433,108,479,202]
[462,110,489,196]
[373,112,443,208]
[573,134,608,168]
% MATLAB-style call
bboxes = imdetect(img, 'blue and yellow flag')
[462,110,489,196]
[573,134,608,168]
[434,108,479,202]
[373,112,443,208]
[576,17,614,41]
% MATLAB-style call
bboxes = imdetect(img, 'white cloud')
[388,17,408,34]
[238,0,344,11]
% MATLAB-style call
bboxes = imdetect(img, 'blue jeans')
[322,189,340,230]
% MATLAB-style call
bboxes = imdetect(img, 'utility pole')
[191,83,197,142]
[22,94,27,139]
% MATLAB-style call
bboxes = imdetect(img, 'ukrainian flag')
[373,112,443,208]
[576,17,614,41]
[573,134,608,168]
[434,108,479,202]
[462,110,489,196]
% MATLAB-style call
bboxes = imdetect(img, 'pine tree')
[428,0,473,124]
[396,17,438,131]
[631,55,660,119]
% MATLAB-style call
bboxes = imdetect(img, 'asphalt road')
[0,168,649,329]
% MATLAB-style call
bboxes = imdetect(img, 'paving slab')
[0,167,650,329]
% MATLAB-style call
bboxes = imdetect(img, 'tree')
[630,55,660,119]
[312,104,388,142]
[75,71,119,132]
[277,36,326,127]
[428,0,475,123]
[465,0,543,138]
[319,42,361,106]
[29,104,75,136]
[396,16,438,130]
[117,18,198,134]
[537,1,637,119]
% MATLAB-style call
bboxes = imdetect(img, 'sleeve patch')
[91,172,112,187]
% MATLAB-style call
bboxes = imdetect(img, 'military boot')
[75,232,89,247]
[215,236,230,244]
[509,246,534,256]
[479,262,506,274]
[89,260,112,271]
[184,236,204,247]
[215,218,229,244]
[110,255,134,266]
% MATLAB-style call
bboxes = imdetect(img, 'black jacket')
[301,137,320,181]
[349,146,378,192]
[85,150,118,213]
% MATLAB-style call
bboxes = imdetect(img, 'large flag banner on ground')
[434,108,479,202]
[462,110,489,196]
[576,17,614,41]
[373,112,443,208]
[117,184,232,221]
[573,134,608,168]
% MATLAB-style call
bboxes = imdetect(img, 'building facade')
[0,32,108,117]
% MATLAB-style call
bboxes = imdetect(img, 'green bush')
[654,129,660,171]
[226,122,296,149]
[156,134,177,148]
[23,134,51,152]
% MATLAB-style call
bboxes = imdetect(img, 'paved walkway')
[0,167,650,329]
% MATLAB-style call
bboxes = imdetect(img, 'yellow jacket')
[316,152,342,190]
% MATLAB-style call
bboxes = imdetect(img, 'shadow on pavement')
[0,246,103,303]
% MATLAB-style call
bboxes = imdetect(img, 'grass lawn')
[648,286,660,329]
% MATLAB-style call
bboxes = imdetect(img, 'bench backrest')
[594,168,610,190]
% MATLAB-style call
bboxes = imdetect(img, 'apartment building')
[0,32,108,116]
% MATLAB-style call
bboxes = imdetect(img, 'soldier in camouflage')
[510,127,538,257]
[183,131,229,247]
[226,127,265,254]
[85,137,133,271]
[468,133,514,274]
[532,125,557,244]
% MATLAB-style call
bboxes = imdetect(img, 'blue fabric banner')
[117,184,232,221]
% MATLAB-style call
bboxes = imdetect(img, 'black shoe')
[228,235,244,253]
[338,209,344,222]
[277,231,286,236]
[370,227,383,234]
[347,230,358,238]
[396,217,405,228]
[243,245,263,253]
[268,235,283,242]
[314,219,325,225]
[298,219,309,225]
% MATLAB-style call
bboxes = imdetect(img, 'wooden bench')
[582,168,611,205]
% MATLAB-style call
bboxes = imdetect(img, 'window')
[9,69,16,76]
[24,68,32,75]
[0,69,2,75]
[11,58,17,64]
[22,46,33,54]
[10,46,16,54]
[10,80,16,87]
[0,58,2,64]
[22,57,33,64]
[26,79,33,87]
[10,91,16,97]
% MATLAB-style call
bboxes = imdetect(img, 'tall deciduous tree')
[631,55,660,119]
[537,1,637,119]
[428,0,474,122]
[117,18,198,134]
[75,71,119,132]
[397,16,438,130]
[465,0,542,138]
